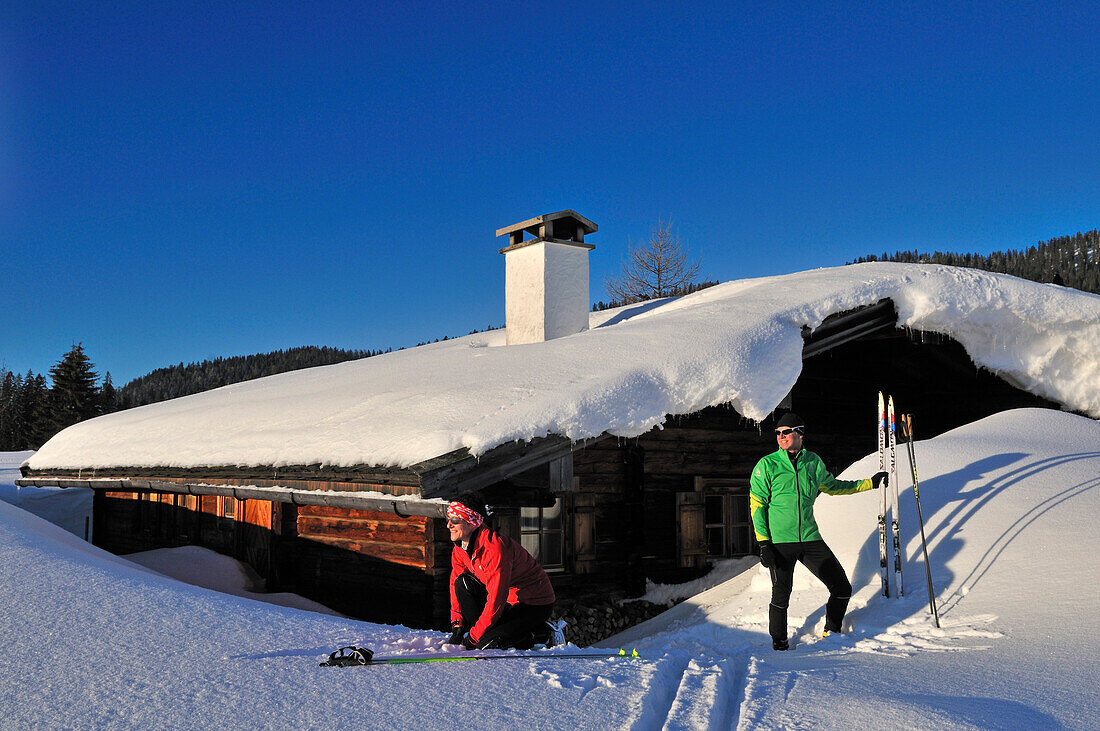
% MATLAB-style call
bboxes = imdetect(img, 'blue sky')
[2,1,1097,386]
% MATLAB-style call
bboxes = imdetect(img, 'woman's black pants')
[454,572,553,650]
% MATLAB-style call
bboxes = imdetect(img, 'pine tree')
[24,372,50,449]
[100,372,119,414]
[0,370,17,450]
[850,229,1099,295]
[48,343,101,433]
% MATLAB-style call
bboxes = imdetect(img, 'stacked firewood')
[552,598,670,647]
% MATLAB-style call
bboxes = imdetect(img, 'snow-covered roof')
[25,262,1100,472]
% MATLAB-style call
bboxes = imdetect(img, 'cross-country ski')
[888,395,904,596]
[320,645,641,667]
[877,391,890,598]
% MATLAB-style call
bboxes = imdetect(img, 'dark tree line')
[0,344,378,450]
[117,345,381,409]
[1,344,113,450]
[593,281,721,311]
[852,230,1099,294]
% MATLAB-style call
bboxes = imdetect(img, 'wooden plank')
[299,534,428,568]
[242,499,272,530]
[573,494,597,574]
[296,516,428,543]
[20,465,425,489]
[298,505,429,523]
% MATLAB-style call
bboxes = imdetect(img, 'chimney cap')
[497,210,597,253]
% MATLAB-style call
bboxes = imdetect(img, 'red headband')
[447,502,484,528]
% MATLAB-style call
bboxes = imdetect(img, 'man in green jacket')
[750,412,887,650]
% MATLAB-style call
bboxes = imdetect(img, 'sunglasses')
[446,517,466,526]
[774,427,803,436]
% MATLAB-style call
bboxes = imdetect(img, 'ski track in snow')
[616,563,1014,728]
[662,658,736,731]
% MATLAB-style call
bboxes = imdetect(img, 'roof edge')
[15,477,447,518]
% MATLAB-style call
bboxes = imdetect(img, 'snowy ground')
[0,450,93,539]
[3,408,1099,729]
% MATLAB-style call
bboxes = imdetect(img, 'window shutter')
[676,491,706,569]
[572,494,597,574]
[494,508,520,540]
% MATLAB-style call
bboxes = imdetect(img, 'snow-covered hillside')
[4,408,1098,729]
[25,263,1100,472]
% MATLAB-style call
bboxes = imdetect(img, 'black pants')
[767,540,852,642]
[454,572,553,650]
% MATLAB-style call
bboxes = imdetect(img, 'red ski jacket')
[449,527,555,643]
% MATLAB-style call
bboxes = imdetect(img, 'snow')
[3,407,1099,728]
[125,546,346,617]
[0,450,92,538]
[25,262,1100,472]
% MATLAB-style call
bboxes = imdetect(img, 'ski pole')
[901,414,940,628]
[877,392,890,598]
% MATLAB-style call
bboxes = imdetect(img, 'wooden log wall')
[634,409,769,583]
[92,491,455,629]
[290,506,452,629]
[568,439,645,597]
[793,332,1061,472]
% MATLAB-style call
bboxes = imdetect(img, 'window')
[705,494,727,557]
[704,493,754,558]
[223,496,236,519]
[694,477,755,559]
[520,498,565,571]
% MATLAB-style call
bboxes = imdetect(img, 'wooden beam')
[416,435,575,499]
[495,209,598,238]
[802,298,899,359]
[15,477,447,518]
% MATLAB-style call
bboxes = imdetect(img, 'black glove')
[759,540,778,569]
[871,471,889,490]
[462,634,477,651]
[445,622,466,646]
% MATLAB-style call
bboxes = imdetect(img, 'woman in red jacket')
[445,497,556,650]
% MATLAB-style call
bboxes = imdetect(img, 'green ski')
[320,646,641,667]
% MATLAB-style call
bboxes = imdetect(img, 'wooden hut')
[18,298,1061,627]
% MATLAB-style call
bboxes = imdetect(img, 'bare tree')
[605,218,701,304]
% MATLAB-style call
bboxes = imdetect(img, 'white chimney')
[497,210,597,345]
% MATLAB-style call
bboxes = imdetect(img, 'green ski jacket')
[749,448,873,543]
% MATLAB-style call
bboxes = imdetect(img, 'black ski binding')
[320,646,374,667]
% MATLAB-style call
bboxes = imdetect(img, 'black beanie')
[776,412,805,430]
